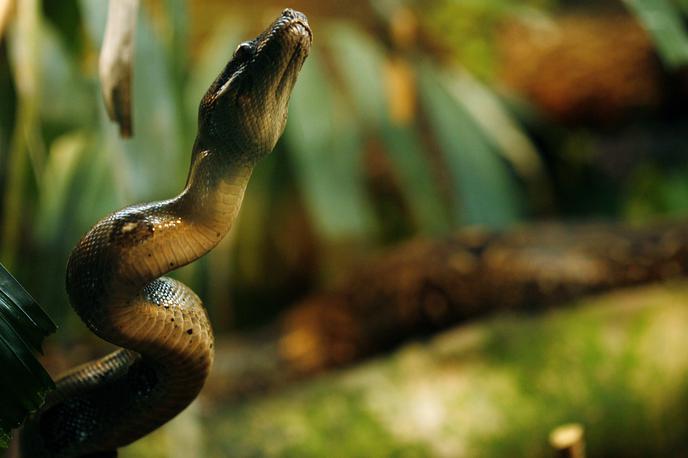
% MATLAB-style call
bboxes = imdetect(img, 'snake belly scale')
[20,9,311,457]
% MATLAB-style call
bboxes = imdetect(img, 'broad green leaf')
[79,0,107,48]
[0,264,55,448]
[440,65,551,208]
[418,62,521,228]
[624,0,688,68]
[285,49,375,239]
[327,23,449,234]
[440,66,545,186]
[379,123,451,234]
[163,0,189,87]
[38,21,94,128]
[327,23,387,125]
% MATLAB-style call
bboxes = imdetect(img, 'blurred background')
[2,0,688,456]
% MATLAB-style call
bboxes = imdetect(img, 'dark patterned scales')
[20,9,311,457]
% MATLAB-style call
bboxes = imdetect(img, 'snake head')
[196,9,312,163]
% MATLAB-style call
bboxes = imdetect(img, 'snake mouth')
[275,20,312,95]
[288,20,313,44]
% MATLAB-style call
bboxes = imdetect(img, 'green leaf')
[418,62,521,228]
[439,65,552,209]
[0,264,56,448]
[326,23,387,125]
[625,0,688,68]
[439,65,545,186]
[379,123,452,234]
[38,20,95,128]
[284,49,375,240]
[121,6,187,200]
[327,23,450,234]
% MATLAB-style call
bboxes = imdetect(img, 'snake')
[20,9,311,457]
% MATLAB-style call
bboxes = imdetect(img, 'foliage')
[624,0,688,68]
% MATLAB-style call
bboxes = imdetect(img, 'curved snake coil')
[21,9,311,457]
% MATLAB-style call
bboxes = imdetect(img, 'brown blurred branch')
[99,0,138,138]
[206,220,688,403]
[0,0,14,39]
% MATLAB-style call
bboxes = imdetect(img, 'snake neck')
[66,146,252,355]
[177,147,253,243]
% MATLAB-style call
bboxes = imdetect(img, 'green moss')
[206,384,427,457]
[127,283,688,457]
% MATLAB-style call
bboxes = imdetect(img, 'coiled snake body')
[21,9,311,457]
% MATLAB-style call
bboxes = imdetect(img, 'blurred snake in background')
[20,9,311,457]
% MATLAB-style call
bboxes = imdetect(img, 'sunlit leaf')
[418,62,521,228]
[327,23,449,234]
[379,123,451,233]
[439,65,552,209]
[79,0,107,48]
[38,22,95,128]
[285,49,375,239]
[624,0,688,68]
[327,23,386,125]
[440,65,545,186]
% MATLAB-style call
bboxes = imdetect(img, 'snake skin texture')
[20,9,311,457]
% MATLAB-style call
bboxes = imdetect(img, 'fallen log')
[205,220,688,402]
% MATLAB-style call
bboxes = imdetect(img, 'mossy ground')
[123,282,688,457]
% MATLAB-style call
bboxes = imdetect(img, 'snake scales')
[20,9,311,457]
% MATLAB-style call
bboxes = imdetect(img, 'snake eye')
[233,42,253,61]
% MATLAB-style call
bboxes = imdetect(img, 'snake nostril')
[282,8,308,23]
